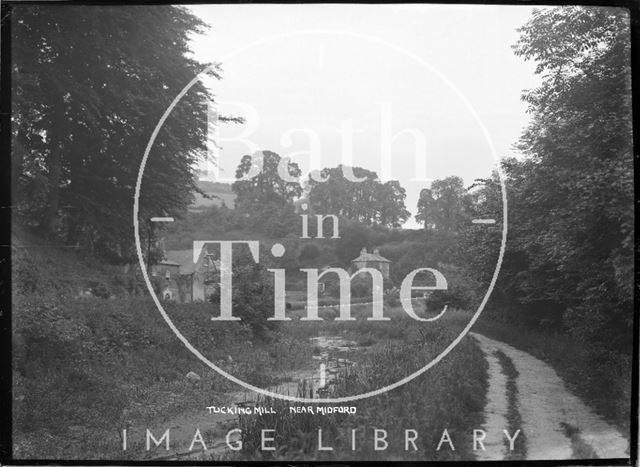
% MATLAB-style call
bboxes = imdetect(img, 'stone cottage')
[350,247,391,279]
[150,258,181,301]
[151,246,220,303]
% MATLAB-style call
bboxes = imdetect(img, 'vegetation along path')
[471,333,629,461]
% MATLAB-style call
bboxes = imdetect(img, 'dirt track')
[471,332,629,461]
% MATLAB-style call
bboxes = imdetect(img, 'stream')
[146,334,360,461]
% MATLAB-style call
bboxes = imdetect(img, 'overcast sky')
[186,4,543,228]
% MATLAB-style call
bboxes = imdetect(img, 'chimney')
[373,248,380,255]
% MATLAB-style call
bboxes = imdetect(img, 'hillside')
[190,180,236,211]
[12,226,133,299]
[11,227,272,459]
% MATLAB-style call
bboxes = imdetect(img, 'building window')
[165,270,170,280]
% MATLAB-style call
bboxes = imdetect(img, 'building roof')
[351,247,390,263]
[164,247,220,275]
[165,249,201,274]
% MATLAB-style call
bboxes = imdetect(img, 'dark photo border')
[0,1,637,465]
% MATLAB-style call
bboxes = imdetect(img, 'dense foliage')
[10,6,634,459]
[11,5,223,262]
[416,176,470,233]
[453,7,633,352]
[307,165,410,228]
[232,151,303,206]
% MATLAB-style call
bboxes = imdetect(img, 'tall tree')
[12,5,224,261]
[416,176,468,232]
[307,165,409,228]
[376,180,411,228]
[232,150,303,206]
[514,6,632,347]
[462,7,633,350]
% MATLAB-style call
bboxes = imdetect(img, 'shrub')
[235,316,487,461]
[90,281,112,299]
[424,264,478,311]
[384,294,400,307]
[350,279,371,298]
[298,243,320,263]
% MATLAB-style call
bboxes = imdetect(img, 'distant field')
[190,181,236,210]
[190,191,236,210]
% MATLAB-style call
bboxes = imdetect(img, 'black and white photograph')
[1,2,637,463]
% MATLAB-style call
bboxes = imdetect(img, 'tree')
[416,176,468,233]
[462,7,633,350]
[206,246,278,337]
[307,165,409,228]
[415,188,436,230]
[334,220,371,266]
[376,180,411,228]
[232,150,302,206]
[11,5,230,261]
[513,6,632,347]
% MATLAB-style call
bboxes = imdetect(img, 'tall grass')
[12,232,489,461]
[12,294,312,459]
[234,314,488,461]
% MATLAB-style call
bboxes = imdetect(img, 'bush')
[424,264,478,311]
[226,249,280,337]
[298,243,320,263]
[90,281,112,299]
[350,279,371,298]
[384,294,400,307]
[318,297,339,307]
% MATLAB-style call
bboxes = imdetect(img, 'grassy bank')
[12,228,491,461]
[233,311,489,461]
[13,293,316,459]
[11,232,313,460]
